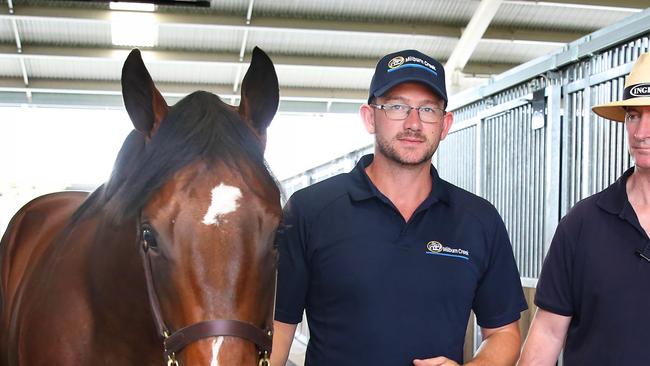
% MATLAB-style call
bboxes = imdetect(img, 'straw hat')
[592,52,650,122]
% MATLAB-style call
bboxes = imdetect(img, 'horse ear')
[121,49,169,138]
[238,47,279,142]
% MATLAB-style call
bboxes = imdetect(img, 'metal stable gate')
[443,81,558,283]
[439,35,649,286]
[436,14,648,354]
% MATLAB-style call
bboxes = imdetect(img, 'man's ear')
[439,111,454,141]
[360,104,376,134]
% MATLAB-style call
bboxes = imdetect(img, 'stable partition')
[440,21,648,355]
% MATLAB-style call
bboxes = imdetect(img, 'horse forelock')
[90,91,279,223]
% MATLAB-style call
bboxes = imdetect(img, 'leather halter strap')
[139,225,272,362]
[164,320,272,358]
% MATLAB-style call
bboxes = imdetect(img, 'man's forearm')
[270,320,297,366]
[517,330,562,366]
[466,322,521,366]
[518,309,570,366]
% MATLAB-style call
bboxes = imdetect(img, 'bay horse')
[0,48,281,365]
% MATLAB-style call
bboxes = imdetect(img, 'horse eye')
[142,228,158,249]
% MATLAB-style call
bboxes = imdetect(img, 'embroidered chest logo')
[425,241,469,261]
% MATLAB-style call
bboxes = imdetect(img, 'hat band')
[623,82,650,100]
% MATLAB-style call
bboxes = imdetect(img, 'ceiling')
[0,0,647,112]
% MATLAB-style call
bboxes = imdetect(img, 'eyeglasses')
[370,103,445,124]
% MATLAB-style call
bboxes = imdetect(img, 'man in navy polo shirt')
[519,53,650,365]
[271,50,527,366]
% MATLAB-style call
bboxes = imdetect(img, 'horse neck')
[87,214,157,336]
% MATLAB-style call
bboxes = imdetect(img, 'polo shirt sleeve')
[534,219,575,316]
[274,194,310,324]
[473,214,528,328]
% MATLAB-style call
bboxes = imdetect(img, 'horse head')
[115,48,281,365]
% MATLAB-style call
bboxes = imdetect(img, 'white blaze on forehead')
[210,336,225,366]
[202,183,242,226]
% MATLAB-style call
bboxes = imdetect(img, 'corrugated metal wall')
[481,104,546,279]
[436,124,476,193]
[279,145,373,201]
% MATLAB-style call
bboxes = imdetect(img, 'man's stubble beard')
[375,131,437,166]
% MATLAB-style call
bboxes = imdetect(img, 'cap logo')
[386,55,438,76]
[388,56,405,69]
[624,82,650,100]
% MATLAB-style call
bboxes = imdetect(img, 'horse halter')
[138,222,273,366]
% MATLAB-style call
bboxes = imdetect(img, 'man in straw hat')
[519,52,650,365]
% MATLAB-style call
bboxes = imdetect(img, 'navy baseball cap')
[368,49,447,104]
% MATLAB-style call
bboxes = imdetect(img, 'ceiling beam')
[0,77,369,101]
[0,45,519,75]
[446,0,504,91]
[483,28,582,44]
[5,5,586,45]
[0,74,494,103]
[6,0,31,102]
[504,0,647,11]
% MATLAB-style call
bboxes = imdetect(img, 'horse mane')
[71,91,278,225]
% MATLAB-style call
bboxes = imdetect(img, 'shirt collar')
[596,166,635,219]
[347,154,450,207]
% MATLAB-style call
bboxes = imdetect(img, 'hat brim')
[592,97,650,122]
[370,78,447,105]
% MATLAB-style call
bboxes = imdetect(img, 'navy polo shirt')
[275,155,527,366]
[535,167,650,365]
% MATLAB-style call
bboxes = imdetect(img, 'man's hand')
[413,357,461,366]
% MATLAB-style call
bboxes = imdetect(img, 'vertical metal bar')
[525,104,533,277]
[604,100,610,190]
[520,106,528,276]
[475,122,482,197]
[533,110,541,271]
[582,81,592,200]
[544,84,562,257]
[575,89,582,204]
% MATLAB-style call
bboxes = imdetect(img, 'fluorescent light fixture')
[111,11,158,47]
[483,38,566,48]
[109,2,155,12]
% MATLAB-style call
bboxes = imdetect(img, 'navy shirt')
[535,167,650,365]
[275,155,527,366]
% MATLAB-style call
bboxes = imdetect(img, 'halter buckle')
[258,350,271,366]
[167,352,179,366]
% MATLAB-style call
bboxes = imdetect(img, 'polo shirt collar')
[596,166,635,221]
[347,154,450,207]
